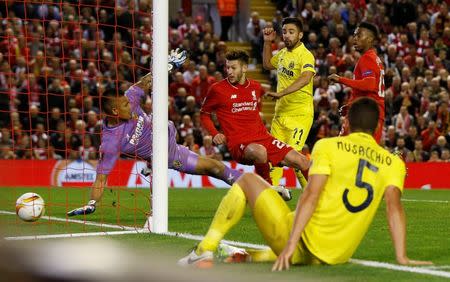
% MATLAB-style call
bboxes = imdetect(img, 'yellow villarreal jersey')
[303,133,406,264]
[270,43,315,116]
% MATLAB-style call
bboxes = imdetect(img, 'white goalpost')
[150,1,169,233]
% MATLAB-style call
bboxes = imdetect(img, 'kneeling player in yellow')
[178,98,432,269]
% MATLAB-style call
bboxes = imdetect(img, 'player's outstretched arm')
[67,174,108,217]
[266,71,315,99]
[272,174,327,271]
[384,186,433,266]
[262,27,276,70]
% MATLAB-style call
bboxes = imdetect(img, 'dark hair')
[358,21,379,40]
[348,97,380,134]
[281,17,303,32]
[101,88,123,115]
[225,50,250,65]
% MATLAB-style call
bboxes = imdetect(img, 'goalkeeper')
[67,50,242,216]
[68,50,290,216]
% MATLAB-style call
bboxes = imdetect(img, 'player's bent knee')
[237,173,271,205]
[244,144,267,163]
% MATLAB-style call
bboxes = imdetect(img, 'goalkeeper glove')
[168,48,187,71]
[67,200,97,217]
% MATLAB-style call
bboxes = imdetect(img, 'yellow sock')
[295,169,307,189]
[197,183,246,253]
[247,248,278,262]
[270,166,283,186]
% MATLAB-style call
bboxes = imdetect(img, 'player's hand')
[272,242,296,271]
[134,72,152,91]
[265,91,284,100]
[67,200,96,217]
[263,27,276,42]
[328,74,340,83]
[213,133,227,145]
[168,48,187,71]
[397,257,433,266]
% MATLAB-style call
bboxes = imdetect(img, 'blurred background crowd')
[0,0,449,163]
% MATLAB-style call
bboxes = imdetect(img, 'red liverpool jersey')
[339,48,386,143]
[348,49,385,117]
[200,78,268,149]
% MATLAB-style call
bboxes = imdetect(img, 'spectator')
[190,65,216,105]
[181,96,199,118]
[421,120,440,151]
[199,135,222,161]
[392,106,414,136]
[246,12,266,63]
[217,0,237,41]
[183,61,198,85]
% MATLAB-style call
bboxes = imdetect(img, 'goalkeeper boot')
[177,248,214,268]
[217,243,250,263]
[271,185,292,201]
[67,200,96,217]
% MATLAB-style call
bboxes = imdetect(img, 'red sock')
[254,162,272,185]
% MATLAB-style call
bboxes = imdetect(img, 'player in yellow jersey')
[178,98,432,269]
[262,17,315,188]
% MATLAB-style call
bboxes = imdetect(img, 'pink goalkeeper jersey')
[96,86,152,175]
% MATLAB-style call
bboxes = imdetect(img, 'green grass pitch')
[0,187,449,281]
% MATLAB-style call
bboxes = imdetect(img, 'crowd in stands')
[0,0,449,164]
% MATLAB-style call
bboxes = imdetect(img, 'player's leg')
[194,155,242,185]
[168,121,241,185]
[269,116,291,185]
[238,173,306,263]
[282,116,313,188]
[178,175,248,266]
[243,143,272,184]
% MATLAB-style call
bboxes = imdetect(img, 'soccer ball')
[15,193,46,222]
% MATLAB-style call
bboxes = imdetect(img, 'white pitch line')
[350,259,450,279]
[0,210,137,231]
[4,229,150,241]
[402,199,449,204]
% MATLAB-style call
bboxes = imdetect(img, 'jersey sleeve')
[301,51,316,75]
[200,85,220,136]
[358,55,377,79]
[309,139,332,175]
[270,51,280,68]
[200,85,219,114]
[96,137,120,175]
[384,157,406,193]
[125,86,145,113]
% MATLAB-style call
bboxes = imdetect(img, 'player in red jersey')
[329,22,385,143]
[201,50,309,185]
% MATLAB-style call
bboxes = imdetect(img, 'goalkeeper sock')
[254,162,272,185]
[197,183,246,254]
[221,166,242,185]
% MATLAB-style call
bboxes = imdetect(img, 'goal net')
[0,0,158,238]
